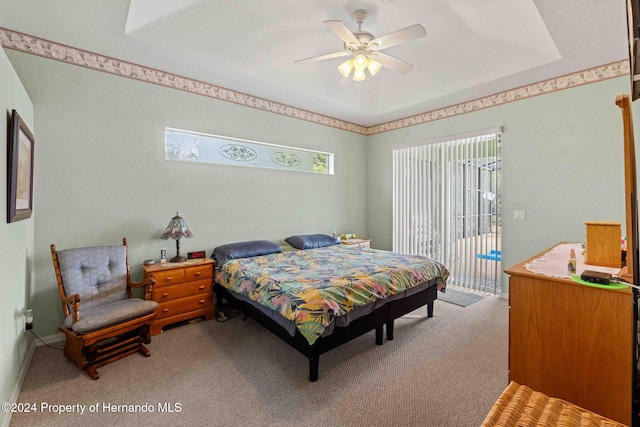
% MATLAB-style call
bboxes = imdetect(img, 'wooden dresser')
[143,258,216,335]
[505,244,636,426]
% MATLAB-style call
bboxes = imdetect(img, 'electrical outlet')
[514,210,526,220]
[25,309,33,331]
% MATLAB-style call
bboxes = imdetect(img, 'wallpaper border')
[366,60,629,135]
[0,27,629,136]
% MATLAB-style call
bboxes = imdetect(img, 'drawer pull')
[194,272,202,276]
[162,293,169,297]
[199,299,205,304]
[199,285,205,290]
[162,308,169,313]
[165,277,173,281]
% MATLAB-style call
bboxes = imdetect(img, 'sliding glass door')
[392,128,502,293]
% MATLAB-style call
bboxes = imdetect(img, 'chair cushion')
[57,245,129,310]
[65,298,158,334]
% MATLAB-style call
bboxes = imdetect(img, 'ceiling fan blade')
[324,20,359,46]
[374,52,414,74]
[295,51,351,64]
[369,24,426,51]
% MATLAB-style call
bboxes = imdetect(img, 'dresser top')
[505,242,630,294]
[142,257,213,273]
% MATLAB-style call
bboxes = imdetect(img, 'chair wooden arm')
[129,277,155,301]
[61,294,81,324]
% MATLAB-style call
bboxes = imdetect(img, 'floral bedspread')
[215,245,449,345]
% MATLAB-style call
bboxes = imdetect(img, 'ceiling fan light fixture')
[353,67,366,81]
[367,58,382,76]
[353,53,368,70]
[338,58,354,77]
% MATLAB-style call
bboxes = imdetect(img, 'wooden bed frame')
[214,282,438,381]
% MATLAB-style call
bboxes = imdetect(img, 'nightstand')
[142,258,216,335]
[340,238,371,248]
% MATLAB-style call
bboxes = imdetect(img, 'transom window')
[165,128,334,175]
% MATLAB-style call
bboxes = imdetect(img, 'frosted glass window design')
[165,128,333,174]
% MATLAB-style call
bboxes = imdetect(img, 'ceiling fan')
[295,9,426,81]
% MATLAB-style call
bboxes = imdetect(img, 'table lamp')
[161,212,193,262]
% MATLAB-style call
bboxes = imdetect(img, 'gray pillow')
[285,234,340,250]
[212,240,282,266]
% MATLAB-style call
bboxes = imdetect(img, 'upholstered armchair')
[51,238,158,379]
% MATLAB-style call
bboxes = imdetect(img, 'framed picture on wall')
[7,109,34,223]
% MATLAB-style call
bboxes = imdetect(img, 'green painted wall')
[0,47,34,427]
[366,76,636,291]
[4,45,638,355]
[5,50,368,338]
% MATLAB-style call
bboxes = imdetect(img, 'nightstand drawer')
[156,294,214,319]
[152,279,211,301]
[185,264,213,281]
[142,258,216,335]
[150,269,186,287]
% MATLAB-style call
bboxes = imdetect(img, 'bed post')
[375,325,383,345]
[309,356,319,382]
[386,320,395,341]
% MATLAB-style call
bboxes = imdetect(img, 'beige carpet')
[10,294,508,427]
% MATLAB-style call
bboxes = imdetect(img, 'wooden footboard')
[215,284,386,382]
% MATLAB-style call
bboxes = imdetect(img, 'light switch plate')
[514,210,526,220]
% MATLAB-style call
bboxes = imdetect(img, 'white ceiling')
[0,0,630,127]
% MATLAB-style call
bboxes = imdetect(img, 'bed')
[213,235,450,381]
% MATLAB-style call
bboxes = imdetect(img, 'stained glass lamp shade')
[161,212,193,262]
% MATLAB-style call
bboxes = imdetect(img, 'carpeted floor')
[9,294,508,427]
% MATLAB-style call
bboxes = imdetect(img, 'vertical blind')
[392,128,502,293]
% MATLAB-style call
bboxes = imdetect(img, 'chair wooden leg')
[138,344,151,357]
[86,365,100,380]
[140,325,151,345]
[64,335,87,369]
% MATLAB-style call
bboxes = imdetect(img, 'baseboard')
[1,336,36,427]
[34,332,64,346]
